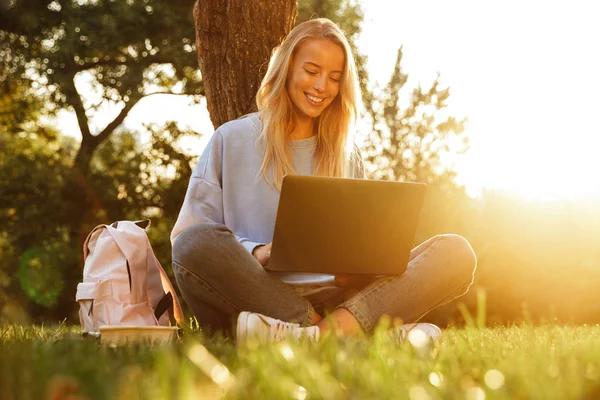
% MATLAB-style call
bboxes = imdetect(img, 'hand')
[335,274,370,287]
[253,243,272,266]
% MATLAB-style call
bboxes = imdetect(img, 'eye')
[304,69,317,75]
[330,77,340,83]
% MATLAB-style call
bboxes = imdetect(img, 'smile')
[305,93,324,104]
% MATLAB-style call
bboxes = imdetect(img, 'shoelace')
[270,320,299,341]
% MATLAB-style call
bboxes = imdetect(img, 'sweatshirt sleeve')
[170,129,266,254]
[170,131,225,244]
[234,235,264,255]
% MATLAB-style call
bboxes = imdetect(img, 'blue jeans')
[172,222,476,333]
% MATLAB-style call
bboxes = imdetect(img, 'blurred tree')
[297,0,362,39]
[0,120,198,321]
[363,47,469,185]
[0,80,39,132]
[0,0,203,320]
[0,0,202,244]
[0,125,75,320]
[0,0,201,173]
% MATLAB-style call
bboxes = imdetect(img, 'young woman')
[171,18,476,342]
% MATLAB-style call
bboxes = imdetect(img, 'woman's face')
[286,38,345,123]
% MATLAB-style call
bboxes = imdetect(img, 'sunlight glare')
[293,385,307,400]
[548,364,560,378]
[428,372,444,387]
[407,328,428,348]
[586,363,598,380]
[484,369,505,390]
[358,1,600,201]
[279,343,295,361]
[466,386,486,400]
[188,343,235,388]
[210,365,232,386]
[409,385,431,400]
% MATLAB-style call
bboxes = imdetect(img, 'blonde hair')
[255,18,362,189]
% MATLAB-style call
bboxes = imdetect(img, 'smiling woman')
[169,18,477,344]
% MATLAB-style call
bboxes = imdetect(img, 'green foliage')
[0,0,201,115]
[0,0,202,322]
[364,47,468,185]
[0,79,41,131]
[0,127,72,237]
[297,0,364,43]
[2,325,600,399]
[0,120,199,322]
[87,122,195,222]
[18,239,69,307]
[0,128,74,314]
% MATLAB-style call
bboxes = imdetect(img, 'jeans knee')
[439,234,477,286]
[172,222,230,271]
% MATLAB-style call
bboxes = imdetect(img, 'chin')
[306,107,326,118]
[295,110,320,121]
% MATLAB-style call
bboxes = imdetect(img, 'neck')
[290,116,316,140]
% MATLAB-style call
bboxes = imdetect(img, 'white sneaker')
[235,311,320,344]
[392,323,442,343]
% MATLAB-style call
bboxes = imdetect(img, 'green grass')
[2,323,600,399]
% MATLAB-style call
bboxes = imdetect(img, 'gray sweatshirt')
[171,112,365,288]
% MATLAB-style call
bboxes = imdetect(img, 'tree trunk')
[193,0,297,128]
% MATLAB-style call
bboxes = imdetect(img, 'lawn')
[1,322,599,399]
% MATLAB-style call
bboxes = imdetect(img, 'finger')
[335,275,349,285]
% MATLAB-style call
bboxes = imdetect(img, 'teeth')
[306,94,324,103]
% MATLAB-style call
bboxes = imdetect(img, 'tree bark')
[193,0,297,128]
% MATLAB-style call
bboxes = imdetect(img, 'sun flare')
[357,0,600,201]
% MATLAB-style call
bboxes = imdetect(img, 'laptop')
[266,175,427,276]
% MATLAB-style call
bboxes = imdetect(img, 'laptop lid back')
[268,175,427,275]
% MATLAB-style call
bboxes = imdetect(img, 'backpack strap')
[154,292,173,321]
[155,255,184,326]
[105,224,148,304]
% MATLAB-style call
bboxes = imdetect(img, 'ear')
[134,220,151,230]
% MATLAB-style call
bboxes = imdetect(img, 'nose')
[313,75,326,92]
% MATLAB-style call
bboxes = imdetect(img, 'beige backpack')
[76,220,183,332]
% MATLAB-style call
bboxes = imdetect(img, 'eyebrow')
[303,61,342,74]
